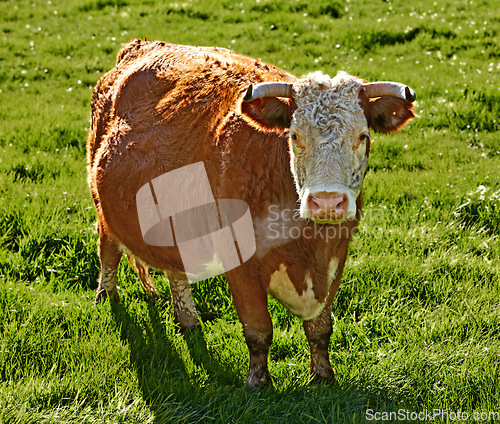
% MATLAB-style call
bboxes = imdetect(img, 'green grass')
[1,0,499,422]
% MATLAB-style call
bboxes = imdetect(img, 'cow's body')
[88,39,414,388]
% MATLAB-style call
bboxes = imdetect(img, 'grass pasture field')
[1,0,499,422]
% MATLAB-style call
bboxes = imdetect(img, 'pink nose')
[307,192,348,221]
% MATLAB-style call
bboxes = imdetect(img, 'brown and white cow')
[87,39,415,388]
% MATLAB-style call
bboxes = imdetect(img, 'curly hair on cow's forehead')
[294,70,363,98]
[291,71,366,140]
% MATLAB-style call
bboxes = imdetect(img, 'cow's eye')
[354,133,371,152]
[359,134,371,143]
[289,133,305,151]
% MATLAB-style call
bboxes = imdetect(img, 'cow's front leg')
[244,323,273,389]
[228,275,273,389]
[303,306,335,383]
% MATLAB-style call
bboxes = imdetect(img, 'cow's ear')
[360,92,415,134]
[241,97,295,129]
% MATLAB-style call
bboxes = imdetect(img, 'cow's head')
[242,71,415,224]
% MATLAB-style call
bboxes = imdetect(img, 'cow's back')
[86,39,295,269]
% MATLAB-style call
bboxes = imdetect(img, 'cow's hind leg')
[303,306,335,384]
[165,270,200,331]
[95,225,122,303]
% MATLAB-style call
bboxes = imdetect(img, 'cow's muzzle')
[306,191,352,224]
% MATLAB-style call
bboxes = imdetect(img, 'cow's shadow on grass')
[111,299,409,423]
[110,299,243,418]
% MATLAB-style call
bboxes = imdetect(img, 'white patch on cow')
[268,264,324,320]
[328,257,340,282]
[200,253,226,278]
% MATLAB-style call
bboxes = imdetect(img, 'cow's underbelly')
[268,263,325,321]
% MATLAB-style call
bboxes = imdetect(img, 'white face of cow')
[289,71,369,224]
[242,70,415,225]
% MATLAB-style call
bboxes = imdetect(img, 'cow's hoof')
[178,319,201,334]
[308,366,336,385]
[94,288,107,304]
[95,287,119,304]
[174,310,201,333]
[245,367,272,390]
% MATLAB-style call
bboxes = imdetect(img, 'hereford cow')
[87,39,415,388]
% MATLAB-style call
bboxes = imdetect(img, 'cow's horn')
[243,82,294,102]
[363,82,416,102]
